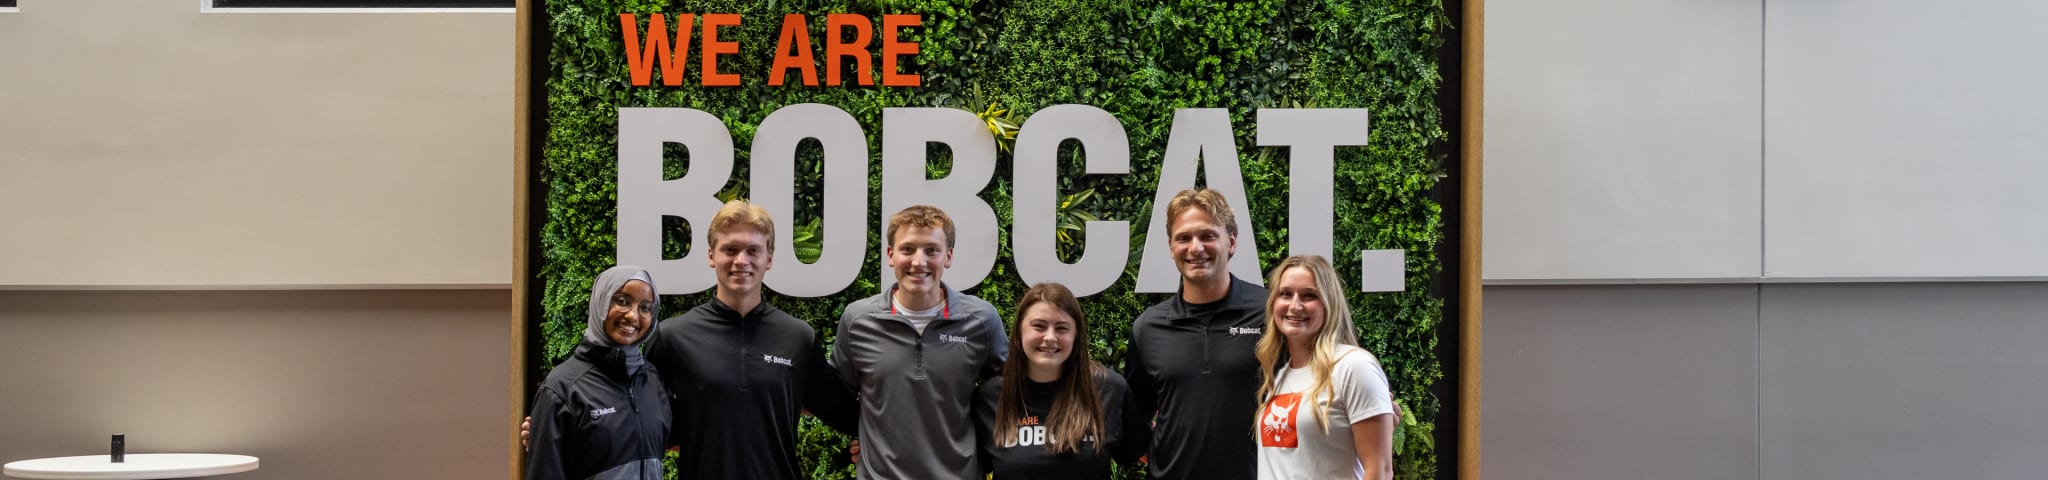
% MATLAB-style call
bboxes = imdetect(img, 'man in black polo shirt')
[1125,188,1269,479]
[643,199,858,479]
[522,199,859,479]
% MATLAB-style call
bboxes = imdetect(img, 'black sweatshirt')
[643,299,859,480]
[526,341,669,480]
[1124,276,1269,480]
[974,369,1150,480]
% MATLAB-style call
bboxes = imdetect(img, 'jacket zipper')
[626,380,643,479]
[740,316,751,392]
[1200,314,1213,376]
[893,289,950,381]
[915,314,960,381]
[635,379,658,479]
[914,319,929,380]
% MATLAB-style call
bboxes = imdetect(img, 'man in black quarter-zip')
[520,199,865,479]
[833,205,1009,480]
[1125,188,1269,480]
[640,199,859,479]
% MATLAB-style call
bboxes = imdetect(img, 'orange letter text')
[770,14,820,86]
[881,14,921,87]
[619,13,693,87]
[825,14,874,86]
[699,13,742,87]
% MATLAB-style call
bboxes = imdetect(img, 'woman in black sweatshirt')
[525,266,670,480]
[974,283,1150,479]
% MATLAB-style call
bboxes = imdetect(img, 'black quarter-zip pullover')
[1124,276,1269,480]
[643,298,858,480]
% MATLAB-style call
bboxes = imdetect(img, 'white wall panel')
[1484,0,1763,281]
[0,1,512,287]
[1763,0,2048,278]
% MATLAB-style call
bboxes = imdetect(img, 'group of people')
[524,189,1398,480]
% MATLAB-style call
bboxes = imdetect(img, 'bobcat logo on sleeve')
[1260,393,1303,448]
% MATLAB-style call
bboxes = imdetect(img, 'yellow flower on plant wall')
[978,103,1020,152]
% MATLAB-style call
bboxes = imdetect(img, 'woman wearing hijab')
[1252,255,1396,480]
[525,266,670,480]
[973,282,1149,479]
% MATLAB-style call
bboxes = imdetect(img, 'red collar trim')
[887,285,950,318]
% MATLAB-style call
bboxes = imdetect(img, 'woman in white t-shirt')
[1251,255,1396,480]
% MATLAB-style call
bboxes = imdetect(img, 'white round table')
[3,454,257,480]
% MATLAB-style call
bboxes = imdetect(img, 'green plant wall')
[535,0,1449,478]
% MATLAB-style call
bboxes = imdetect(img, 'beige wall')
[0,289,513,479]
[0,0,514,287]
[0,1,520,477]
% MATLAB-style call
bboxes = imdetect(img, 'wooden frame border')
[1459,0,1484,478]
[511,0,534,476]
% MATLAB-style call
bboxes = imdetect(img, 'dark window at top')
[1,1,17,8]
[213,0,511,7]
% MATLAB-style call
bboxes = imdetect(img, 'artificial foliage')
[535,0,1449,478]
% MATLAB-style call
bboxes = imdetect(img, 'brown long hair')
[993,282,1106,454]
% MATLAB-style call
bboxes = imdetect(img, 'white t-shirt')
[892,295,942,334]
[1255,345,1395,480]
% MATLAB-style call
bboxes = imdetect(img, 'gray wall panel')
[1484,0,1763,280]
[1759,284,2048,480]
[1483,285,1760,480]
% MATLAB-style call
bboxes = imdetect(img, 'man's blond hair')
[1165,188,1238,237]
[709,199,775,253]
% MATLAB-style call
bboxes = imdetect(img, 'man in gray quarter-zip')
[832,205,1010,480]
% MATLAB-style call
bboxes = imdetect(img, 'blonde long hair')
[1253,255,1360,433]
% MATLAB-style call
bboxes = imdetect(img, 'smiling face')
[886,225,953,302]
[1169,207,1237,286]
[1020,302,1077,377]
[709,225,773,299]
[605,279,656,345]
[1269,267,1327,345]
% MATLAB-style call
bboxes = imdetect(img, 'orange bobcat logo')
[1260,393,1303,448]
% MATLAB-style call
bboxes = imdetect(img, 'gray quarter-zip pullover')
[832,286,1009,479]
